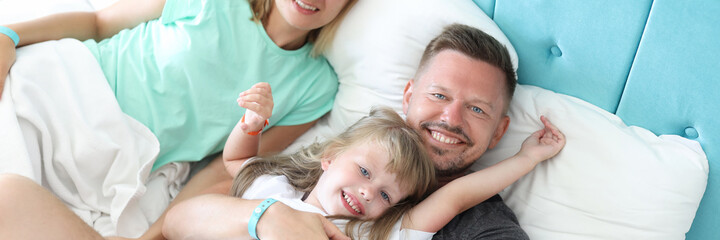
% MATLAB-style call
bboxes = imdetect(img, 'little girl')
[222,82,437,240]
[163,83,565,240]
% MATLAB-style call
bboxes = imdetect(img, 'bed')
[292,0,718,239]
[2,0,717,239]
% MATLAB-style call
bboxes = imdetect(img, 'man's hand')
[0,36,17,100]
[257,202,350,240]
[518,115,566,163]
[237,82,273,134]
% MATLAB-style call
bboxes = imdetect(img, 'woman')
[0,0,357,238]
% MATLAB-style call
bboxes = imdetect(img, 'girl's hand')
[518,116,566,164]
[237,82,273,134]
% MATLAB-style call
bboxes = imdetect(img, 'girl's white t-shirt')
[241,175,435,240]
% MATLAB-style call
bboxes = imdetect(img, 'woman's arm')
[163,194,349,240]
[8,0,166,46]
[0,0,165,99]
[163,194,262,239]
[404,116,566,232]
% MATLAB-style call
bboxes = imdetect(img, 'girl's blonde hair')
[231,107,437,240]
[247,0,359,57]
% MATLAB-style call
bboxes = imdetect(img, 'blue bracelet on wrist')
[248,198,278,239]
[0,26,20,47]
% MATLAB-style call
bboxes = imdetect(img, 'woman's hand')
[518,116,566,164]
[237,82,273,134]
[257,203,351,240]
[0,36,16,100]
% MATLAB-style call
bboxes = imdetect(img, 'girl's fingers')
[237,99,273,116]
[239,83,272,96]
[530,129,546,140]
[238,93,273,105]
[252,82,271,89]
[236,82,274,119]
[238,101,270,117]
[540,115,564,140]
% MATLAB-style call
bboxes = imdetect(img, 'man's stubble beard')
[430,145,474,179]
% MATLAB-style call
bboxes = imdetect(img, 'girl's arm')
[223,82,274,177]
[1,0,166,98]
[404,116,566,232]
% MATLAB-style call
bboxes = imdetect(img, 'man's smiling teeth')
[295,0,318,11]
[431,131,461,144]
[343,192,361,214]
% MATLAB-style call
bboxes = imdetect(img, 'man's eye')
[433,93,446,100]
[471,106,484,114]
[380,191,390,202]
[360,167,369,177]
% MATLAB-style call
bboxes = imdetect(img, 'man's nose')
[440,101,463,126]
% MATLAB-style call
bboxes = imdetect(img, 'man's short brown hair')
[416,23,517,111]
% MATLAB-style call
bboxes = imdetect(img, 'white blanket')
[0,39,186,237]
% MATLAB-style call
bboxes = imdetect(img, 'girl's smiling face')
[304,141,410,220]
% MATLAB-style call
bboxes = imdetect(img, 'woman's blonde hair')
[231,107,437,240]
[247,0,359,57]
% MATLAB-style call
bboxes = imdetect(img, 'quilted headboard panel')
[617,1,720,239]
[475,0,719,239]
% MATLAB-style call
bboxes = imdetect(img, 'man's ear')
[488,115,510,149]
[402,80,414,115]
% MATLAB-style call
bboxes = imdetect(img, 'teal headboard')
[474,0,720,239]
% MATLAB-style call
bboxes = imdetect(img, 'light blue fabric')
[83,0,338,171]
[471,0,495,19]
[477,1,719,239]
[490,0,651,113]
[615,1,720,238]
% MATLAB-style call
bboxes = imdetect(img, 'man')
[163,23,527,239]
[403,23,524,240]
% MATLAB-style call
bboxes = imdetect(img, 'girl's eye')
[433,93,446,100]
[360,167,369,177]
[471,106,484,114]
[380,191,390,202]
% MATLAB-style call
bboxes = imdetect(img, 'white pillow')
[472,84,709,240]
[285,0,518,152]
